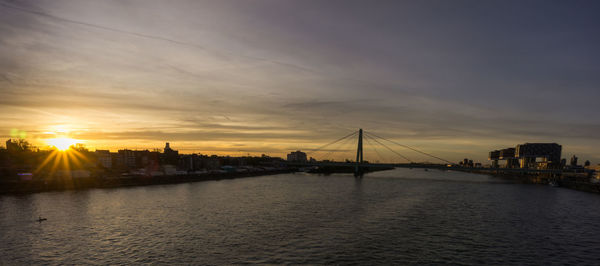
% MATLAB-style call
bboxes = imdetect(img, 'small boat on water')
[37,216,47,222]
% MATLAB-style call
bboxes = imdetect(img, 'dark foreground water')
[2,168,600,265]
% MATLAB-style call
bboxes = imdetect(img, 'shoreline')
[3,167,599,196]
[0,169,293,195]
[453,168,600,194]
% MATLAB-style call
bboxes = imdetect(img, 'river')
[2,168,600,264]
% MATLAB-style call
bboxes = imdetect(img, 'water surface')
[2,168,600,264]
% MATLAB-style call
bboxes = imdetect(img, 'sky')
[0,0,599,163]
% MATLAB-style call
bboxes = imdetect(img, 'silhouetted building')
[117,149,136,169]
[179,154,207,172]
[459,158,475,168]
[499,148,515,159]
[489,150,500,168]
[164,142,173,153]
[203,155,221,170]
[130,150,161,169]
[515,143,562,169]
[95,150,112,169]
[490,148,517,168]
[287,150,307,163]
[499,148,518,168]
[570,155,579,167]
[489,150,500,160]
[489,143,561,169]
[163,142,179,165]
[0,147,10,179]
[463,158,469,166]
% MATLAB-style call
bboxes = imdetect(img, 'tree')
[6,139,32,152]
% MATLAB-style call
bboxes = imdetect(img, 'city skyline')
[1,0,599,162]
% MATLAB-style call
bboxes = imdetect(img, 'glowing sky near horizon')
[0,0,599,163]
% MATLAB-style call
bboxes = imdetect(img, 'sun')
[47,138,79,151]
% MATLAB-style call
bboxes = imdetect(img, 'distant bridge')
[286,129,568,176]
[286,161,566,175]
[285,128,455,176]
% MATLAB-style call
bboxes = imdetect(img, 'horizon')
[1,0,599,163]
[0,135,585,166]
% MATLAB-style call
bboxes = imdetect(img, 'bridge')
[287,128,458,176]
[287,128,569,177]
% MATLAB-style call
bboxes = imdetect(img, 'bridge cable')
[334,130,362,162]
[363,133,413,163]
[340,133,360,162]
[308,130,358,153]
[364,131,453,164]
[362,134,388,163]
[318,132,360,161]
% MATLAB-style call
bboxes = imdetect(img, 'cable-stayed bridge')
[287,128,568,176]
[287,128,456,175]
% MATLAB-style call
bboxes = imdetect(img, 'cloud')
[0,0,599,162]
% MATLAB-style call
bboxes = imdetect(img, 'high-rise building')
[287,150,307,162]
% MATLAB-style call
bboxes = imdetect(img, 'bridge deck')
[286,162,573,174]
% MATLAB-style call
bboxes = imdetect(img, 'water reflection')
[2,169,600,264]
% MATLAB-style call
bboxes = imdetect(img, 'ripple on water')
[2,169,600,264]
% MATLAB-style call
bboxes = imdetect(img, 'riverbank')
[452,168,600,194]
[0,169,293,195]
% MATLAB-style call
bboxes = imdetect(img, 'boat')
[37,216,47,222]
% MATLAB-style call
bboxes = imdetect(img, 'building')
[459,158,474,168]
[570,155,579,167]
[202,155,221,170]
[179,154,206,172]
[162,142,179,165]
[490,143,562,169]
[287,150,307,163]
[95,150,112,169]
[117,149,136,169]
[500,148,519,168]
[489,150,500,168]
[515,143,561,169]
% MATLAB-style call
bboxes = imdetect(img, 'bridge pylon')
[355,128,363,176]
